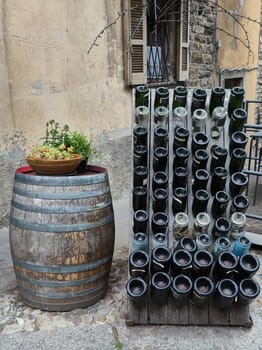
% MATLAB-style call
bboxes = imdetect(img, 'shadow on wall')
[0,133,27,228]
[94,127,131,200]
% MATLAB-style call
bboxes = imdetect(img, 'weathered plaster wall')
[217,0,261,122]
[256,3,262,120]
[0,0,131,227]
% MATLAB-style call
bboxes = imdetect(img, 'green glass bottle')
[172,86,187,109]
[209,87,225,115]
[229,108,247,136]
[227,86,245,117]
[135,85,149,107]
[155,87,169,108]
[191,88,207,114]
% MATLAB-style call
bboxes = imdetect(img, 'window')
[219,69,245,89]
[123,0,190,86]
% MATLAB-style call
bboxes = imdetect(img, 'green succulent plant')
[28,119,99,161]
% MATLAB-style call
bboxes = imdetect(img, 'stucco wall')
[1,0,261,228]
[0,0,133,227]
[216,0,261,122]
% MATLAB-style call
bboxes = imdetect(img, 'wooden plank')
[188,302,209,325]
[166,297,189,325]
[208,301,230,326]
[230,302,253,327]
[126,300,148,325]
[148,298,168,324]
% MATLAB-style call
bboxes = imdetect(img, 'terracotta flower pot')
[26,154,82,175]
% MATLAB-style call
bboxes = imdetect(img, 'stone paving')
[1,242,262,336]
[0,247,129,335]
[0,182,262,338]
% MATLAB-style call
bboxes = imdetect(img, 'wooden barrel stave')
[9,166,115,311]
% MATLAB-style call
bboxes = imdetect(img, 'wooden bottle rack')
[126,88,253,327]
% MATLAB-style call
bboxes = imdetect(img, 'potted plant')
[66,131,97,173]
[26,119,98,175]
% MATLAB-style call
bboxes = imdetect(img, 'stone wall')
[188,0,217,88]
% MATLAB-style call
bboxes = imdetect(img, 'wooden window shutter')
[123,0,147,86]
[178,0,190,81]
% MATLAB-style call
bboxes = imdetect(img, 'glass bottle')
[229,108,247,136]
[154,127,168,148]
[129,250,150,279]
[229,148,247,175]
[210,145,228,174]
[177,237,197,255]
[193,212,211,237]
[152,171,168,191]
[213,236,232,257]
[171,249,193,276]
[151,246,172,274]
[192,109,208,133]
[173,107,188,128]
[133,165,147,187]
[133,210,148,233]
[191,132,209,153]
[154,106,169,127]
[135,106,150,127]
[135,85,149,107]
[153,188,168,213]
[150,272,172,305]
[192,169,209,195]
[227,86,245,117]
[126,277,148,305]
[195,233,212,251]
[229,172,248,198]
[211,107,227,139]
[151,212,169,234]
[210,167,228,196]
[212,251,238,281]
[171,274,193,305]
[209,87,226,115]
[172,187,188,214]
[212,217,231,239]
[230,194,249,214]
[133,186,147,211]
[191,149,209,176]
[213,279,238,308]
[230,212,246,240]
[173,167,188,190]
[132,232,148,252]
[238,278,261,305]
[238,253,260,279]
[232,235,251,257]
[192,189,210,217]
[192,276,214,304]
[153,147,168,172]
[172,212,189,239]
[174,147,190,169]
[173,127,190,150]
[152,232,168,248]
[133,144,147,167]
[192,250,214,277]
[229,131,248,155]
[172,85,187,109]
[155,86,169,108]
[191,88,207,113]
[133,125,148,146]
[211,191,230,219]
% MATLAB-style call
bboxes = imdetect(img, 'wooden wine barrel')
[9,165,115,311]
